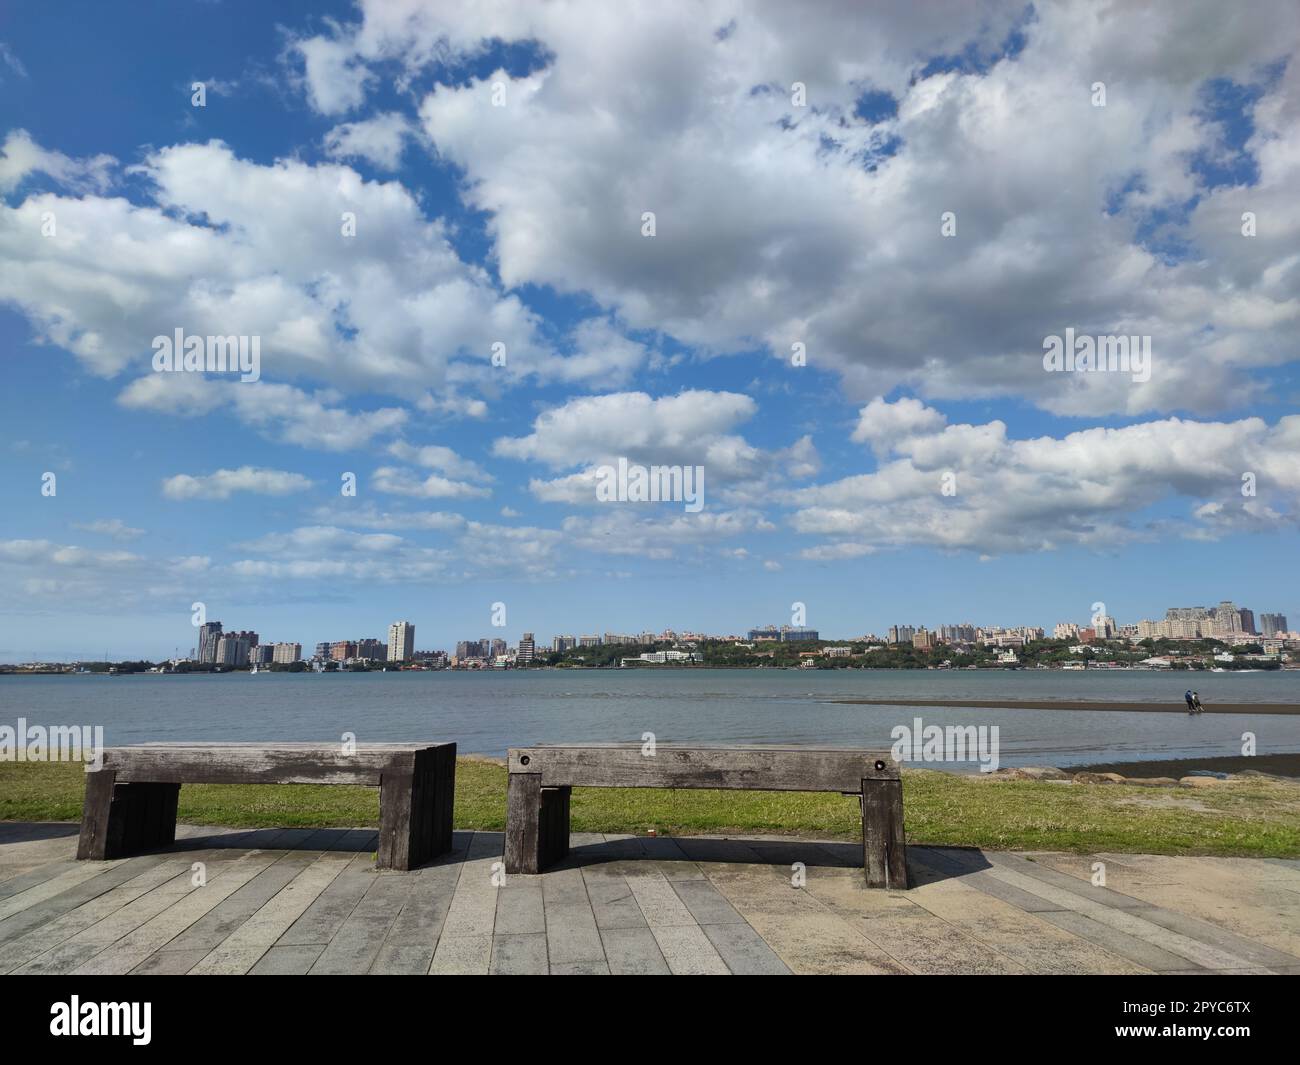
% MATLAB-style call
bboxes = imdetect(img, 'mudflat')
[829,698,1300,715]
[1065,752,1300,779]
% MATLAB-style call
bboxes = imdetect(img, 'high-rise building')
[1211,602,1243,634]
[517,632,536,663]
[491,638,507,657]
[912,628,935,650]
[313,641,331,662]
[1237,608,1256,635]
[1261,613,1288,638]
[251,644,274,665]
[781,627,819,642]
[888,625,916,645]
[330,640,357,662]
[388,621,414,663]
[356,638,387,661]
[578,634,602,647]
[552,635,576,653]
[272,642,302,664]
[198,621,223,663]
[215,635,250,666]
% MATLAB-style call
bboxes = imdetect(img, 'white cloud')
[0,42,28,81]
[161,467,314,501]
[0,136,550,415]
[292,32,375,114]
[371,465,490,500]
[118,376,408,451]
[278,0,1300,417]
[560,507,773,559]
[323,111,417,169]
[0,129,114,194]
[72,518,146,542]
[386,441,489,480]
[788,398,1300,554]
[495,389,756,469]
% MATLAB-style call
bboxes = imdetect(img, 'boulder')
[1016,766,1072,781]
[1072,771,1128,784]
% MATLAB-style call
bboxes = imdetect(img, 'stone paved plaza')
[2,821,1298,975]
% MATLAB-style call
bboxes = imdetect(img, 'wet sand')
[828,698,1300,715]
[1065,753,1300,779]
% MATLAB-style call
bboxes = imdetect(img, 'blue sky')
[1,1,1298,660]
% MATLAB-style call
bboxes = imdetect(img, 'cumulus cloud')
[323,111,417,169]
[495,389,756,470]
[161,467,314,501]
[0,136,549,405]
[0,128,114,194]
[283,0,1300,416]
[788,398,1300,554]
[0,538,211,616]
[371,465,490,500]
[118,376,408,451]
[496,389,818,508]
[72,518,146,542]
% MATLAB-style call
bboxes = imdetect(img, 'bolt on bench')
[504,744,907,888]
[76,742,456,871]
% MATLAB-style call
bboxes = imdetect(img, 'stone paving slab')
[2,822,1298,975]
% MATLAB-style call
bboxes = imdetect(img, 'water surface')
[3,669,1298,772]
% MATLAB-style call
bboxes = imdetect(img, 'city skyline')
[5,595,1293,665]
[2,3,1299,663]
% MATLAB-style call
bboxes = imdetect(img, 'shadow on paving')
[0,822,995,888]
[0,823,80,845]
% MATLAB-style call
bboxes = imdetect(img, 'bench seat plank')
[103,743,444,786]
[508,744,898,792]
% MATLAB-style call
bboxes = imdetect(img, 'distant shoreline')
[829,698,1300,715]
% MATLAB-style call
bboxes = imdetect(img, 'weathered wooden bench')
[76,742,456,871]
[504,744,907,888]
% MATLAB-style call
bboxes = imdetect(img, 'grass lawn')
[2,757,1297,858]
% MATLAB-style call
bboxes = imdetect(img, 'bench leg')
[861,777,907,889]
[378,746,456,871]
[504,772,543,874]
[77,768,117,859]
[505,779,570,875]
[78,774,180,860]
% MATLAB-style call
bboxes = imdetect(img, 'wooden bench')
[76,742,456,871]
[504,744,907,888]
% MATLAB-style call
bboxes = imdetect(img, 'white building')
[387,621,415,663]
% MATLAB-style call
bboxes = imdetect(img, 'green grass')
[2,758,1297,858]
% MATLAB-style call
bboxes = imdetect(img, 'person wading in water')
[1192,691,1205,713]
[1185,689,1196,714]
